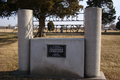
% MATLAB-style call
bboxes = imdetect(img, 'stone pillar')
[85,8,102,77]
[18,9,33,73]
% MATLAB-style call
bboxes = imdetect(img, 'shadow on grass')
[42,32,84,37]
[0,71,12,76]
[102,32,120,35]
[0,32,18,46]
[0,71,19,80]
[0,71,31,80]
[34,31,120,37]
[0,71,68,80]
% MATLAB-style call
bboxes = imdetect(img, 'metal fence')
[33,13,84,33]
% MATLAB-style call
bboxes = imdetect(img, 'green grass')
[0,31,120,80]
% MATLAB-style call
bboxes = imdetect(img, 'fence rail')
[33,13,84,34]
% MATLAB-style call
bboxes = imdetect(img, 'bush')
[47,21,55,31]
[116,21,120,30]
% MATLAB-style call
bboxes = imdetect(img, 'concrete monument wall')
[30,38,84,78]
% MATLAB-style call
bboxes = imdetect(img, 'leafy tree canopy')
[86,0,116,25]
[0,0,83,18]
[0,0,83,37]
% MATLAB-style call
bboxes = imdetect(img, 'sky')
[0,0,120,26]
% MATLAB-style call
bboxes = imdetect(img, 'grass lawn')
[0,30,120,80]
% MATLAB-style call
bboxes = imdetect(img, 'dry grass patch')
[101,35,120,80]
[0,32,18,71]
[0,29,13,32]
[0,31,120,80]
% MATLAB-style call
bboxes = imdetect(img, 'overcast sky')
[0,0,119,26]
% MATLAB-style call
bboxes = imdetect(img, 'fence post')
[18,9,33,73]
[85,7,102,77]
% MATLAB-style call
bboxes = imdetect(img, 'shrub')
[47,21,55,31]
[116,21,120,30]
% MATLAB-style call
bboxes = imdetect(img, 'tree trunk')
[35,16,45,37]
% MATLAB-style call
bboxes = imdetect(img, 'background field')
[0,29,120,80]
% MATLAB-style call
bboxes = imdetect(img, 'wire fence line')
[33,13,84,34]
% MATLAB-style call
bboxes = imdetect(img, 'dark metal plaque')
[47,45,66,57]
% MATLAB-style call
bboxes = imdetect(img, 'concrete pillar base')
[84,72,106,80]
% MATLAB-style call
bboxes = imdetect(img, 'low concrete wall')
[30,38,84,78]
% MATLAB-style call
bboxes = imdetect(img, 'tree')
[109,24,116,30]
[86,0,116,25]
[8,24,12,29]
[116,16,120,30]
[116,21,120,30]
[0,0,17,18]
[0,0,83,37]
[47,21,55,31]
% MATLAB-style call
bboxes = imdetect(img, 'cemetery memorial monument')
[17,8,106,80]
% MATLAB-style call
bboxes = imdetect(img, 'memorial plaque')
[47,45,66,57]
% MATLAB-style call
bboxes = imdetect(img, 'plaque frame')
[47,44,66,58]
